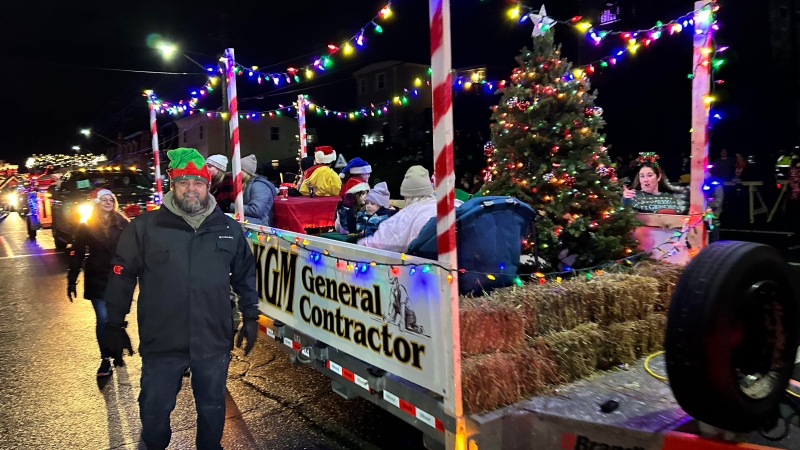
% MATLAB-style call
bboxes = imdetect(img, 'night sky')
[1,0,768,175]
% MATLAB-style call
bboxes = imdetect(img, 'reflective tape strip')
[283,337,292,347]
[266,328,275,338]
[384,389,445,432]
[326,360,369,390]
[292,341,301,351]
[259,324,268,334]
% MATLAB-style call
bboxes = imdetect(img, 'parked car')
[49,167,156,249]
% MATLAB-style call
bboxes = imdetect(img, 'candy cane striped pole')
[145,90,163,205]
[429,1,464,448]
[297,94,308,162]
[225,48,244,222]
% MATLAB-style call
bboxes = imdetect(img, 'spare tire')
[665,241,800,432]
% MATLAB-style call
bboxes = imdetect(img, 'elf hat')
[339,157,372,179]
[314,146,337,165]
[167,148,211,184]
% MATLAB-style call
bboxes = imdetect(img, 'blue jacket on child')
[356,206,398,238]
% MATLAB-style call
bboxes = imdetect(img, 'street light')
[157,41,210,72]
[71,146,81,153]
[79,129,117,146]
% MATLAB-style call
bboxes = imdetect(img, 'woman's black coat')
[67,212,129,300]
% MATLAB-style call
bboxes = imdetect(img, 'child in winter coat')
[356,182,397,239]
[335,182,370,235]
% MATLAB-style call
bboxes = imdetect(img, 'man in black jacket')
[102,148,261,450]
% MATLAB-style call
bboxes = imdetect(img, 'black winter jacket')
[67,212,129,300]
[103,206,260,358]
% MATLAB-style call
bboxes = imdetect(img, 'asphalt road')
[0,212,425,449]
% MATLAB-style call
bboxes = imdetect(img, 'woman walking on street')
[67,188,130,377]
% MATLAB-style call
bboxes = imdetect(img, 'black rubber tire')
[26,217,36,240]
[665,241,800,432]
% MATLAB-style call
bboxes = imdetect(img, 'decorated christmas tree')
[482,29,640,270]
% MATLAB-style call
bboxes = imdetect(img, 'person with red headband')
[102,147,261,450]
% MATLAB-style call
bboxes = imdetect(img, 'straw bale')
[517,279,594,335]
[634,261,684,312]
[541,323,603,382]
[591,275,658,325]
[462,352,527,414]
[462,341,560,414]
[646,313,667,352]
[598,319,651,369]
[459,295,525,355]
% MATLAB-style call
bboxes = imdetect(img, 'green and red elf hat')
[166,148,211,184]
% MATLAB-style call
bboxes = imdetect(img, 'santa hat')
[339,157,372,179]
[346,182,370,195]
[314,146,337,165]
[167,148,211,184]
[92,189,115,204]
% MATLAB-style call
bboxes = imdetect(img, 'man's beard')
[175,192,209,214]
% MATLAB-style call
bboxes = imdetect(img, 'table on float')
[272,196,340,234]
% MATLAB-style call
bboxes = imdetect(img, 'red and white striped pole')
[145,90,163,205]
[297,94,308,164]
[224,48,244,222]
[429,1,464,448]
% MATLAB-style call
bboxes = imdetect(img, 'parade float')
[141,1,799,448]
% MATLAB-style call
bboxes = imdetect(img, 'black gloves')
[101,322,135,364]
[235,317,259,355]
[67,283,77,302]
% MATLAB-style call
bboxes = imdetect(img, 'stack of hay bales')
[461,261,682,414]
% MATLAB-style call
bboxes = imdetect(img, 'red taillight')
[123,203,142,217]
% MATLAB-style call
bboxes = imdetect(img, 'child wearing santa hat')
[299,146,342,197]
[338,157,372,196]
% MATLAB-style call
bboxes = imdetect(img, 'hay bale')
[646,313,667,352]
[517,279,594,335]
[591,275,658,325]
[462,352,526,414]
[459,295,525,355]
[541,323,603,382]
[462,342,560,414]
[598,319,651,369]
[634,261,684,312]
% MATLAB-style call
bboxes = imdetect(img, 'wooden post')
[689,1,714,254]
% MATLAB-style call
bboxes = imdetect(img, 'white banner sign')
[246,226,451,395]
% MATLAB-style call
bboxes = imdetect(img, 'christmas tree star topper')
[530,5,556,37]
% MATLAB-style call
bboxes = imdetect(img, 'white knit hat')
[400,165,433,197]
[206,154,228,171]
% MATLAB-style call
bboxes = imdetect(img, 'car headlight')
[6,194,16,207]
[78,203,94,223]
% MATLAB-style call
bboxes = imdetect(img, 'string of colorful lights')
[241,212,701,287]
[229,3,392,87]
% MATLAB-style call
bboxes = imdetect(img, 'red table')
[272,196,340,234]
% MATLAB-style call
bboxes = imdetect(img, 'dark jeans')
[139,352,231,450]
[91,299,109,360]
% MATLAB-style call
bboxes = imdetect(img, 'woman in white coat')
[359,166,461,252]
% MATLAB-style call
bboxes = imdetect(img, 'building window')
[183,131,187,143]
[270,127,280,141]
[376,73,386,90]
[599,2,620,25]
[359,78,367,94]
[199,125,204,139]
[307,134,315,143]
